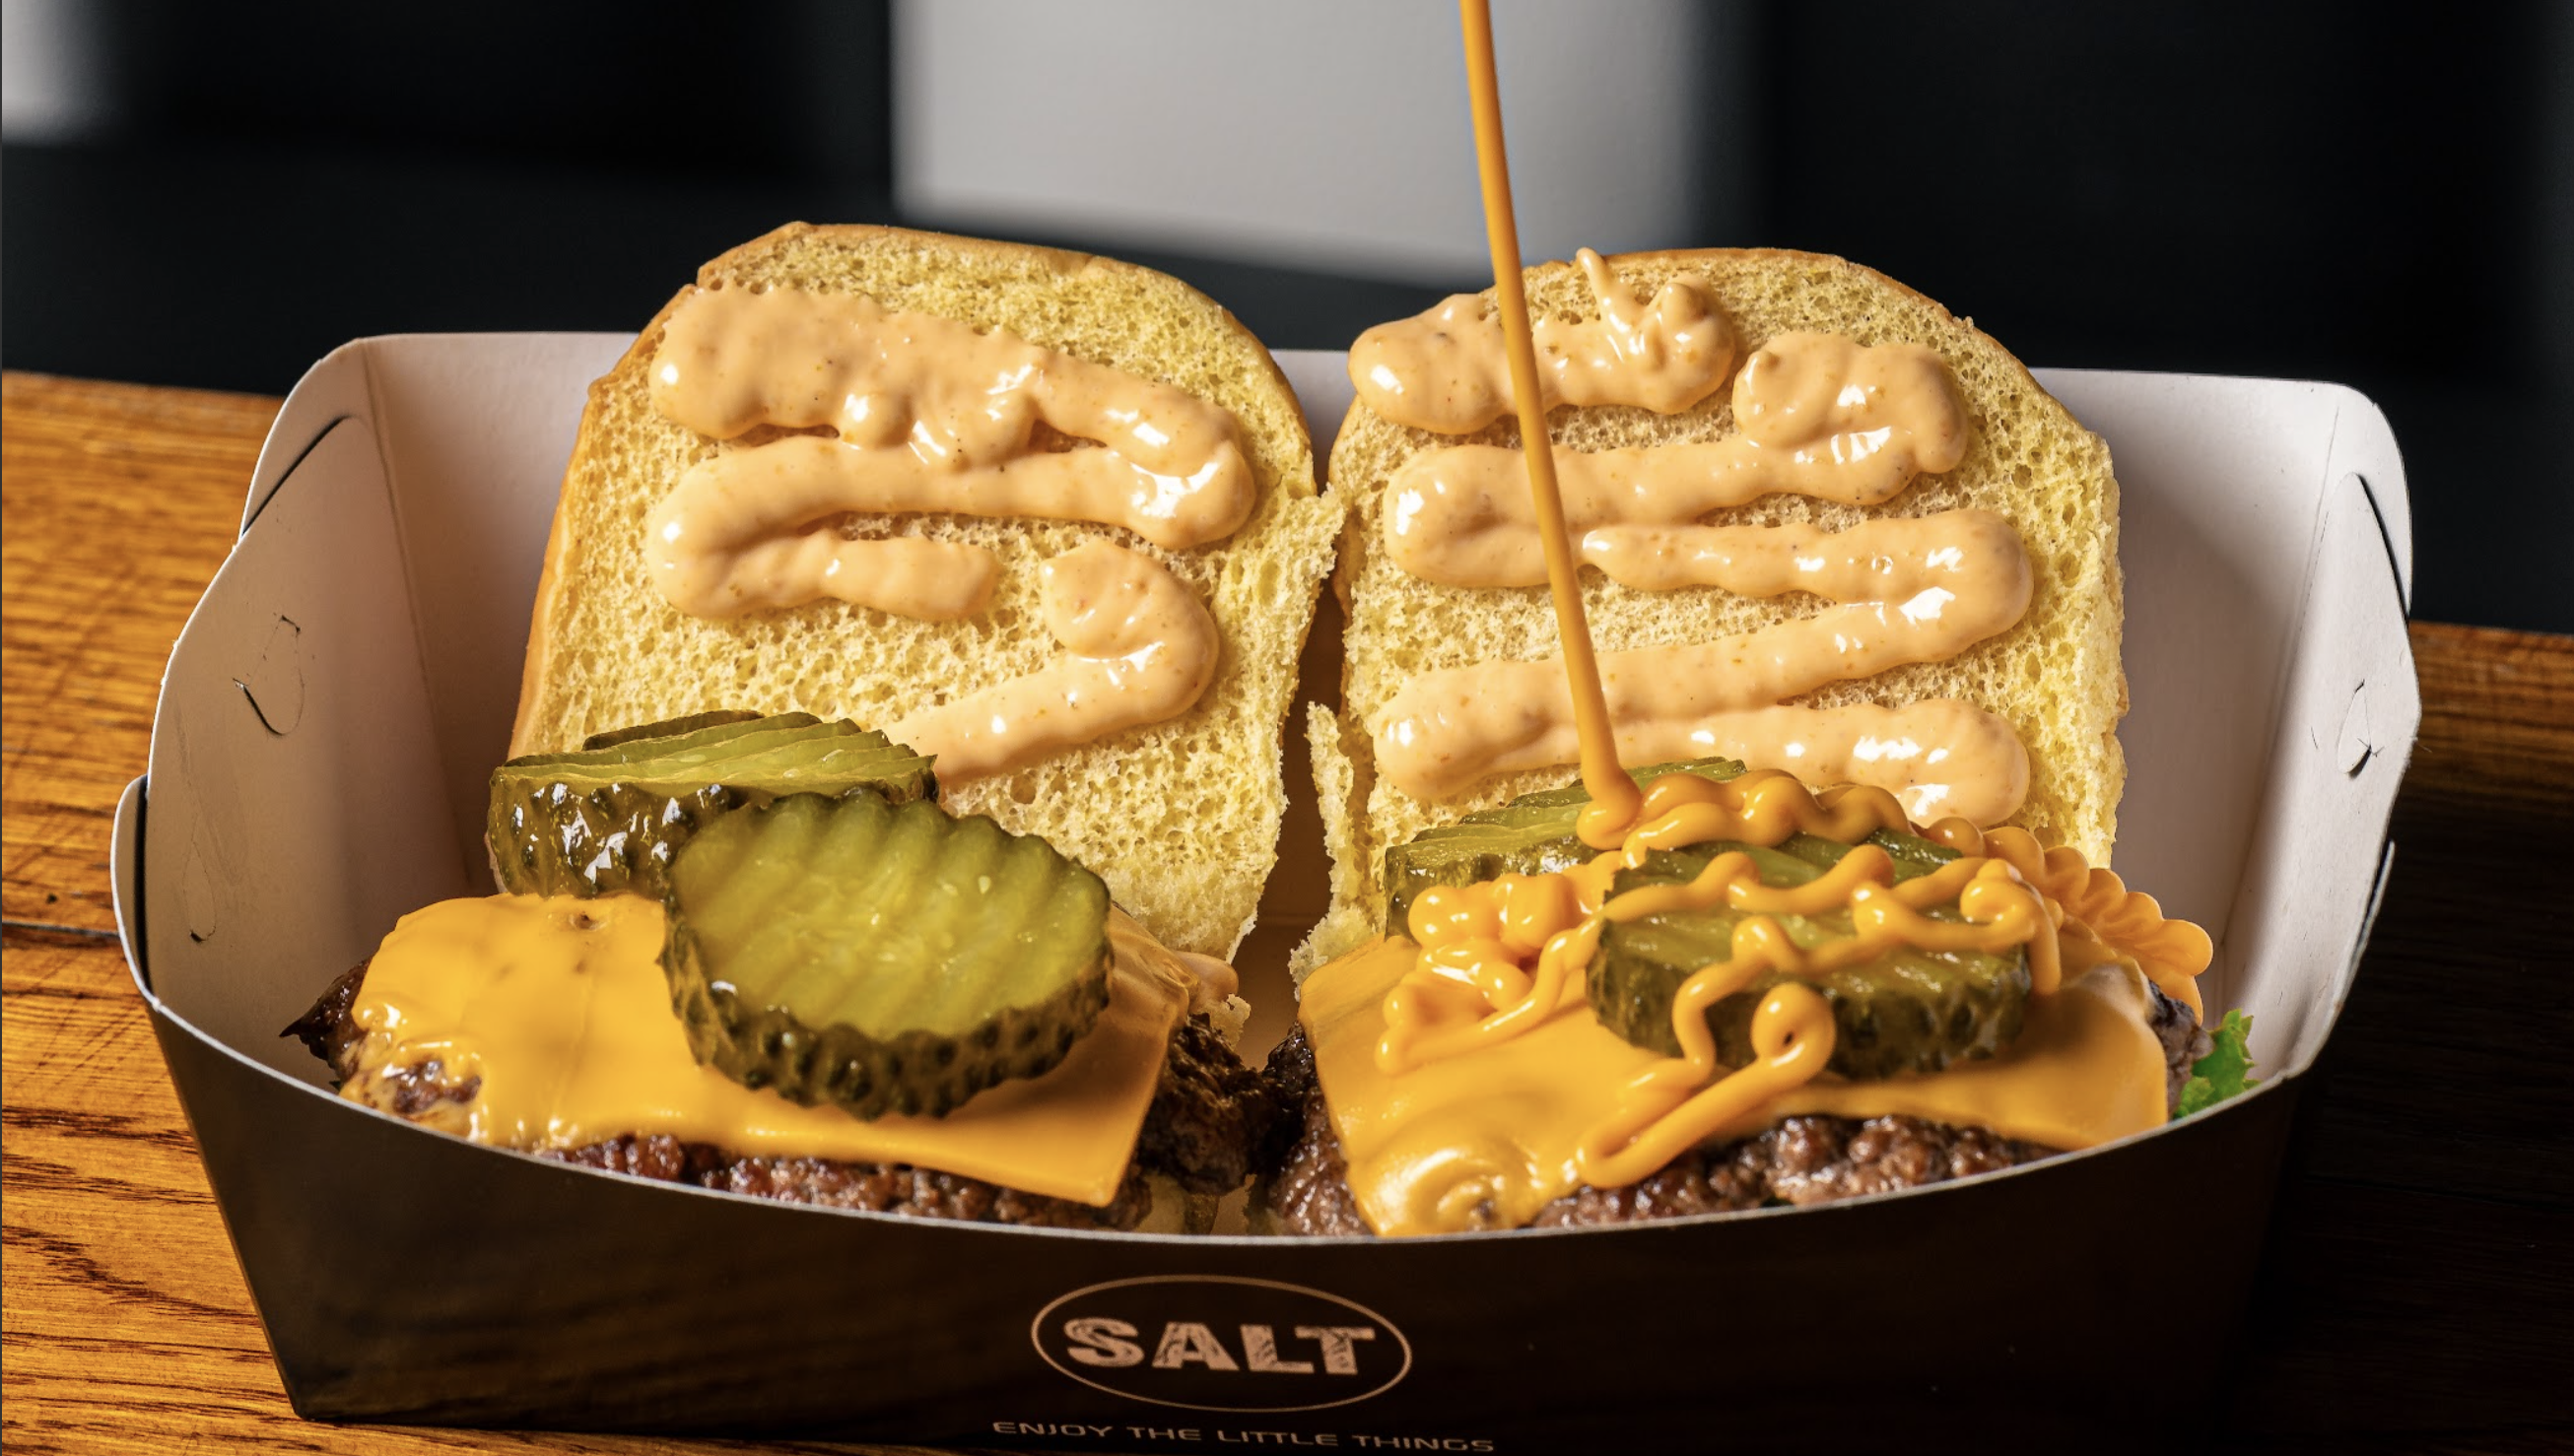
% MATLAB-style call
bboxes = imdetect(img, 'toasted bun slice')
[511,224,1343,959]
[1304,247,2123,966]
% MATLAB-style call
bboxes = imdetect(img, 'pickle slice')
[508,710,810,774]
[489,713,935,900]
[1767,827,1962,886]
[1381,758,1747,930]
[581,709,765,753]
[665,791,1112,1118]
[1589,840,2029,1080]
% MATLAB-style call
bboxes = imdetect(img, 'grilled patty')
[1253,980,2211,1236]
[287,961,1285,1231]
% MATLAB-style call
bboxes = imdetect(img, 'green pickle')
[1381,757,1749,931]
[1382,761,2029,1079]
[579,709,765,753]
[664,790,1113,1119]
[1590,836,2030,1080]
[488,712,936,900]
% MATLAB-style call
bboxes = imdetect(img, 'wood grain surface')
[5,372,2570,1456]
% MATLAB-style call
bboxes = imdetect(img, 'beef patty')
[287,960,1286,1231]
[1254,980,2211,1237]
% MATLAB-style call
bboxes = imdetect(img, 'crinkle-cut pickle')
[664,790,1113,1120]
[1590,837,2031,1081]
[580,708,765,753]
[1381,757,1750,931]
[1382,760,2019,1079]
[488,712,936,901]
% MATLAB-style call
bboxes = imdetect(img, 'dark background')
[4,0,2568,631]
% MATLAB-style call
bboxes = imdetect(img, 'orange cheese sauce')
[1348,771,2077,1207]
[1304,935,2169,1236]
[339,894,1192,1207]
[1945,823,2215,1018]
[1306,935,1660,1233]
[1297,4,2208,1236]
[1309,766,2202,1235]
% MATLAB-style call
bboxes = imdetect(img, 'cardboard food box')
[111,335,2417,1454]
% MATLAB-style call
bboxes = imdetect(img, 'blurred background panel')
[2,0,2566,630]
[895,0,1749,281]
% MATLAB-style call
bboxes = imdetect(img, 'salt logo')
[1033,1277,1412,1413]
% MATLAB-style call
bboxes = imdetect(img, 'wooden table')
[6,372,2570,1455]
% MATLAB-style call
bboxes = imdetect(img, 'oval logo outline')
[1030,1274,1414,1414]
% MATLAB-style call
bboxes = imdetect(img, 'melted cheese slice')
[343,894,1189,1207]
[1304,938,1658,1234]
[1301,937,2169,1236]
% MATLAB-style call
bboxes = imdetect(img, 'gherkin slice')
[1589,838,2029,1080]
[488,712,935,900]
[581,709,765,753]
[1382,758,1748,930]
[1767,828,1962,886]
[664,791,1112,1119]
[509,710,811,773]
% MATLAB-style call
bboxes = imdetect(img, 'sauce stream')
[1289,4,2204,1236]
[1458,0,1639,849]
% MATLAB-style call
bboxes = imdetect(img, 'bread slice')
[1304,247,2123,967]
[511,224,1343,959]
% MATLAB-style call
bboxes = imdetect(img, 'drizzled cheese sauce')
[1292,0,2210,1238]
[1305,936,2168,1237]
[1306,772,2197,1235]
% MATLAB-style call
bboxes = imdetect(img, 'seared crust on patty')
[1258,1086,2048,1236]
[2145,978,2214,1109]
[1253,1002,2206,1235]
[283,961,370,1070]
[287,960,1271,1230]
[1138,1016,1293,1196]
[557,1133,1155,1229]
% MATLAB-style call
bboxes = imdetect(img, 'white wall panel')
[895,0,1739,282]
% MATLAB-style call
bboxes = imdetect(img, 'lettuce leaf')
[2174,1010,2256,1117]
